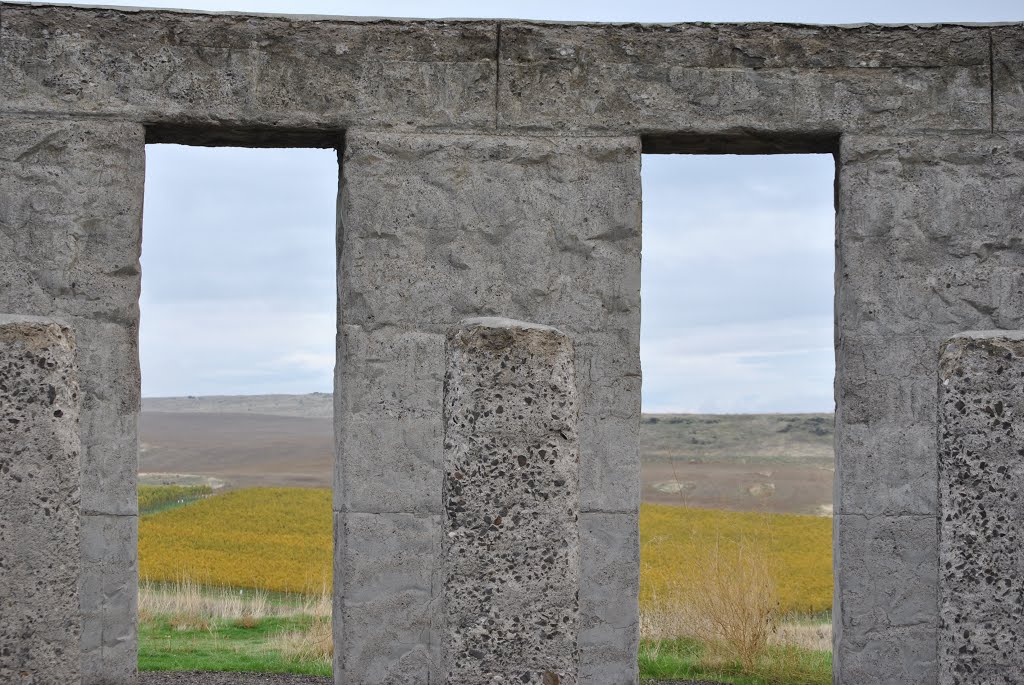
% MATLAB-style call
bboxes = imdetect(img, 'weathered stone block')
[993,25,1024,132]
[834,513,938,684]
[443,318,580,685]
[498,23,990,137]
[938,332,1024,684]
[336,324,444,420]
[340,131,641,521]
[837,134,1024,338]
[336,512,442,685]
[339,132,641,334]
[833,623,938,685]
[80,512,138,685]
[835,421,937,516]
[579,512,639,685]
[335,413,443,514]
[0,4,497,134]
[836,334,938,427]
[0,315,81,685]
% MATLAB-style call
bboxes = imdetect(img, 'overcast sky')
[113,0,1019,411]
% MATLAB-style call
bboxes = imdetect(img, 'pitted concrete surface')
[938,332,1024,684]
[444,318,580,685]
[0,315,81,685]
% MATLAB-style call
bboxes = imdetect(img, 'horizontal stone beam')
[0,3,497,135]
[1,3,1012,139]
[498,22,993,137]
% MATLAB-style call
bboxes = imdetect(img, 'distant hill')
[144,393,834,465]
[641,413,833,465]
[143,393,333,419]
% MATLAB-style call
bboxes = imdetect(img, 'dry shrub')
[683,536,779,670]
[640,534,780,671]
[640,504,831,615]
[271,618,333,665]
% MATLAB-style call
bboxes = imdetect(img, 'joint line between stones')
[491,22,499,129]
[989,28,996,133]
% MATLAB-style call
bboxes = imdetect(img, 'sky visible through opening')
[640,154,835,414]
[141,148,834,414]
[141,145,338,397]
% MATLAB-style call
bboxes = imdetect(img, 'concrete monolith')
[0,315,81,685]
[443,317,581,685]
[938,331,1024,684]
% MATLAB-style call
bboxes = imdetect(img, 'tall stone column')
[443,318,580,685]
[0,315,81,685]
[938,332,1024,684]
[0,118,144,684]
[834,134,1024,684]
[337,131,640,685]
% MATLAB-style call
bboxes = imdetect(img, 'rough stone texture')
[834,133,1024,684]
[938,332,1024,684]
[993,25,1024,132]
[0,315,81,685]
[0,118,144,684]
[579,513,639,685]
[498,23,991,140]
[333,511,442,685]
[338,131,639,684]
[443,318,580,685]
[0,3,496,137]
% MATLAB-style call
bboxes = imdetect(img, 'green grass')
[138,485,213,516]
[139,615,330,676]
[640,638,831,685]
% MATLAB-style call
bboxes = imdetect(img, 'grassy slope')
[139,488,332,593]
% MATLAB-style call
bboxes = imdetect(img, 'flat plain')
[140,395,834,514]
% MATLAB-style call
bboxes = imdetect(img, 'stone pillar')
[443,318,581,685]
[338,131,640,685]
[834,134,1024,685]
[0,315,81,685]
[0,118,144,684]
[938,332,1024,684]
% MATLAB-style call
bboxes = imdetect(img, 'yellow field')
[139,487,332,593]
[139,488,831,613]
[641,504,833,615]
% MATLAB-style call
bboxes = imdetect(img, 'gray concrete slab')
[993,26,1024,132]
[498,23,990,137]
[0,4,497,136]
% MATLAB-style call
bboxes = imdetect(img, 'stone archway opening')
[135,141,340,676]
[637,149,837,680]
